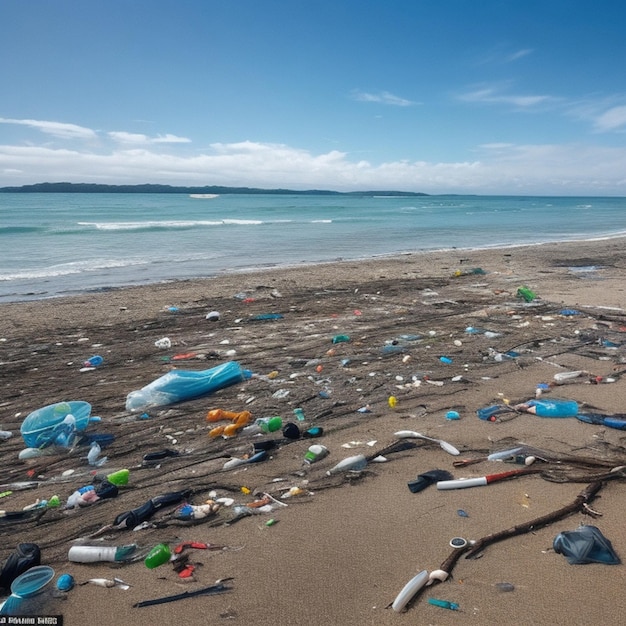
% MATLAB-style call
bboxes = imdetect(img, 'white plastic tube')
[437,477,488,490]
[391,569,429,612]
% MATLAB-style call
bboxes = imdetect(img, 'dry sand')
[1,238,625,625]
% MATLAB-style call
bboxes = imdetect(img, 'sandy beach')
[1,237,625,626]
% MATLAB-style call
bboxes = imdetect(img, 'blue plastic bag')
[554,525,620,565]
[125,361,252,412]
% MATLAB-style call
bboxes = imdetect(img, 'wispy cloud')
[506,48,533,62]
[351,90,416,106]
[593,105,626,132]
[458,86,553,108]
[108,131,191,144]
[0,117,97,140]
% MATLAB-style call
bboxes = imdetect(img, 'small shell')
[428,569,449,583]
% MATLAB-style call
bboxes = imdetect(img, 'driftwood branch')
[433,480,605,588]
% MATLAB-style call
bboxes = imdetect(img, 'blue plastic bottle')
[526,398,578,418]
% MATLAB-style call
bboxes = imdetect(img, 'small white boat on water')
[189,193,219,199]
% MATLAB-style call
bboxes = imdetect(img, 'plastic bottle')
[477,405,508,421]
[47,414,77,448]
[258,416,283,433]
[293,408,305,422]
[326,454,367,475]
[516,286,536,302]
[144,543,171,569]
[524,398,578,417]
[553,370,586,383]
[83,355,103,368]
[331,334,350,344]
[68,544,138,563]
[304,444,329,464]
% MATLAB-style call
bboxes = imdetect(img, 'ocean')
[1,192,625,303]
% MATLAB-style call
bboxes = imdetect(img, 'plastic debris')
[553,525,620,565]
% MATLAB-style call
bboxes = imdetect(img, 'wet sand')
[0,238,625,625]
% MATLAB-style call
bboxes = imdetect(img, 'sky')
[1,0,626,195]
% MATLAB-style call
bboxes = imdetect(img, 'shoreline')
[0,236,625,625]
[3,232,626,305]
[0,234,626,306]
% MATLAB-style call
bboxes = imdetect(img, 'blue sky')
[1,0,625,195]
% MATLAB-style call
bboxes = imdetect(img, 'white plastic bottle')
[68,544,137,563]
[326,454,367,475]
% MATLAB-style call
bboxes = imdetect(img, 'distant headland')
[0,182,428,196]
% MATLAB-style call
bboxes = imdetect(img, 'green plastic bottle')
[516,286,536,302]
[144,543,171,569]
[259,416,282,433]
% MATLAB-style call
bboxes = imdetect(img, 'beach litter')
[125,361,252,412]
[4,245,626,623]
[133,578,233,608]
[553,525,620,565]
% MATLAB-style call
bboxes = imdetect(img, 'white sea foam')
[2,192,625,302]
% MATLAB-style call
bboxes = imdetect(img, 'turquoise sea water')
[1,193,625,302]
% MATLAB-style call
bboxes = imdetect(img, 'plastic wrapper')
[125,361,252,412]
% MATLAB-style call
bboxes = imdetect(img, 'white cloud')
[109,131,151,144]
[1,139,626,195]
[153,133,191,144]
[459,87,553,108]
[506,48,533,62]
[109,131,191,144]
[594,105,626,132]
[0,117,97,140]
[352,90,416,106]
